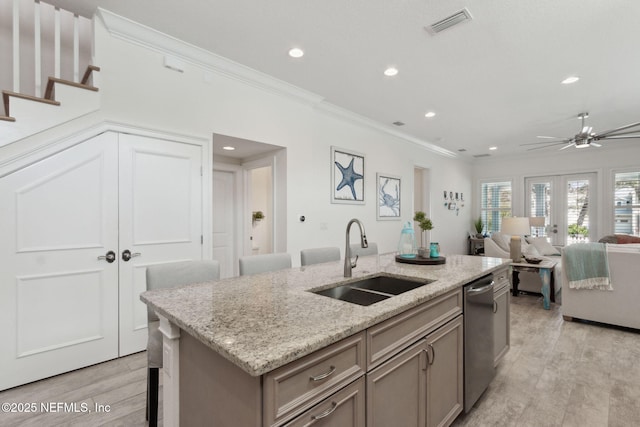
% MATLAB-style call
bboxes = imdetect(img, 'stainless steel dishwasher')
[463,273,495,413]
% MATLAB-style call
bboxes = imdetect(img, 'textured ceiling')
[45,0,640,159]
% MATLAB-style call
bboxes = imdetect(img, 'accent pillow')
[523,244,541,258]
[491,232,510,252]
[526,237,560,256]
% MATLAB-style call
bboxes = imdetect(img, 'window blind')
[480,181,511,234]
[614,171,640,236]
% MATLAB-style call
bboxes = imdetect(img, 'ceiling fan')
[522,112,640,151]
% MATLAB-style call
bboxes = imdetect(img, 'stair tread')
[45,76,99,99]
[48,77,99,91]
[3,91,61,106]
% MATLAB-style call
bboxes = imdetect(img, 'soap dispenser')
[398,221,417,258]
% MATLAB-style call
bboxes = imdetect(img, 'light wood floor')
[1,294,638,426]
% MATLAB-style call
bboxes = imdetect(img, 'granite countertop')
[140,253,509,377]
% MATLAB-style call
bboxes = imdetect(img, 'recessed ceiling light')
[288,48,304,58]
[384,67,398,77]
[489,146,498,151]
[222,146,235,151]
[561,76,580,84]
[424,111,436,118]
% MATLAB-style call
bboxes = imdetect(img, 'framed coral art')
[331,146,365,204]
[377,173,401,220]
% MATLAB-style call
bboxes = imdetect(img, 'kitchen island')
[141,253,510,426]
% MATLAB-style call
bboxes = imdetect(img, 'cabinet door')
[0,133,120,391]
[367,339,427,427]
[118,133,204,355]
[285,377,365,427]
[425,315,463,427]
[493,283,510,366]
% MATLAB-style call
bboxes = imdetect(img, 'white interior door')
[118,134,204,356]
[0,133,119,391]
[213,169,236,278]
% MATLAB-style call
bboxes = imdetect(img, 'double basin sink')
[311,275,435,306]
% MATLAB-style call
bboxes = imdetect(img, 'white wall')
[472,142,640,239]
[1,12,475,266]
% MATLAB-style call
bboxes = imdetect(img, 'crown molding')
[97,8,323,106]
[315,103,457,158]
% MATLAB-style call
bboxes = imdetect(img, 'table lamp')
[501,217,530,262]
[529,217,545,237]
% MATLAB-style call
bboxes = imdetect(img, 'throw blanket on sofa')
[564,243,612,290]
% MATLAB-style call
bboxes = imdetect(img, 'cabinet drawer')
[263,332,366,426]
[494,267,510,292]
[283,377,366,427]
[367,289,462,369]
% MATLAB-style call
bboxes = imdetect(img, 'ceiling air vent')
[393,121,405,126]
[472,153,491,158]
[426,8,473,35]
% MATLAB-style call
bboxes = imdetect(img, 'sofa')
[562,243,640,330]
[484,233,563,302]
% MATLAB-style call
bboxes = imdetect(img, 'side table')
[468,237,484,255]
[511,259,557,310]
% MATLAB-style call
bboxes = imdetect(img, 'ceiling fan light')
[575,142,590,148]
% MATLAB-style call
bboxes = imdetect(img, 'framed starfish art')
[331,146,365,204]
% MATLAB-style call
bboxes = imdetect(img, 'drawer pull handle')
[311,402,337,420]
[310,365,336,382]
[428,344,435,365]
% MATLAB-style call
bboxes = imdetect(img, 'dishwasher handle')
[465,281,494,295]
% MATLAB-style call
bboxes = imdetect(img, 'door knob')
[98,250,116,263]
[121,249,141,262]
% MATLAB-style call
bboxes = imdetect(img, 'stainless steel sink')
[311,275,435,306]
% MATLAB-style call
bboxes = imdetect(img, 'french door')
[525,173,597,246]
[0,132,203,390]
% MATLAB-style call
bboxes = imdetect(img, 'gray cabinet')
[367,340,427,426]
[285,377,366,427]
[366,290,464,427]
[178,288,467,427]
[493,267,510,366]
[426,315,464,427]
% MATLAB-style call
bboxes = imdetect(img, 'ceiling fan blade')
[595,121,640,138]
[536,135,565,139]
[527,142,571,151]
[590,142,602,147]
[521,139,570,146]
[559,142,576,150]
[597,134,640,140]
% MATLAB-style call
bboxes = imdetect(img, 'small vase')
[418,247,429,258]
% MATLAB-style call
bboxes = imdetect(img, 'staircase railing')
[1,0,98,122]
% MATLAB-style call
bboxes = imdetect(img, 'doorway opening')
[212,133,286,278]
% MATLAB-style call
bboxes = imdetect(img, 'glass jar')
[398,221,417,258]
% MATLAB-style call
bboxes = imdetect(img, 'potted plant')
[252,210,264,226]
[413,211,434,257]
[474,216,484,238]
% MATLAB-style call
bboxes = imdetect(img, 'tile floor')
[1,293,638,426]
